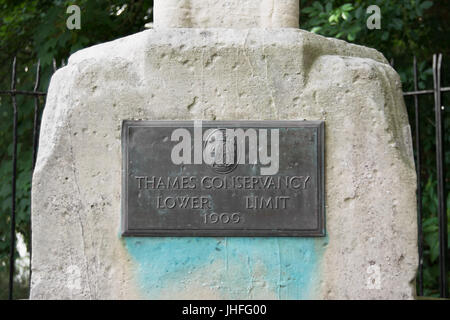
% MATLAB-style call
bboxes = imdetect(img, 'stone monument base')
[31,28,417,299]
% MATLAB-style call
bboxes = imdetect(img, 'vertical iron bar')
[433,53,448,298]
[8,57,18,300]
[32,60,41,169]
[29,60,41,291]
[414,56,424,297]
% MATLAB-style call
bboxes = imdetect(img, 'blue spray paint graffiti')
[124,236,327,299]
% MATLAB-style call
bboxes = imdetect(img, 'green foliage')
[0,0,449,299]
[301,0,441,58]
[302,2,361,41]
[421,177,450,297]
[0,267,29,300]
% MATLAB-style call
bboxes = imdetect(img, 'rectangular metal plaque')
[122,120,325,237]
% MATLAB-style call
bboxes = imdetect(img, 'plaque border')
[121,120,326,237]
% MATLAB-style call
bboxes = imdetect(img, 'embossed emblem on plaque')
[121,120,325,237]
[204,128,239,174]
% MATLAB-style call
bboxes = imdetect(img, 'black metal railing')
[398,54,449,298]
[0,58,59,300]
[1,55,448,299]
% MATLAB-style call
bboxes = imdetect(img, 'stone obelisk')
[31,0,417,299]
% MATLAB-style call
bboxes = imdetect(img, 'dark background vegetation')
[0,0,448,299]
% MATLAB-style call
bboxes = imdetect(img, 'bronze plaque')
[122,120,325,237]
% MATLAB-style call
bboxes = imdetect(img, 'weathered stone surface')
[31,28,417,299]
[154,0,300,28]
